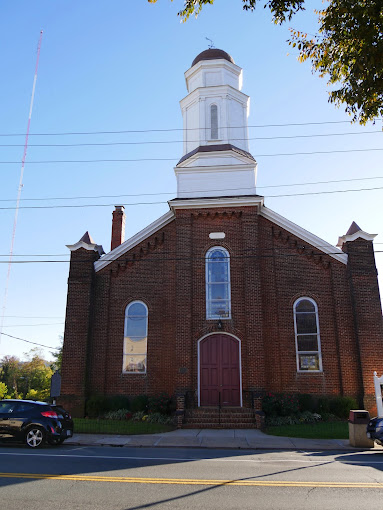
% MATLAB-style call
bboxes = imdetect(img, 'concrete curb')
[63,430,383,452]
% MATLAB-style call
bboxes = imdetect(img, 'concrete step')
[183,407,257,429]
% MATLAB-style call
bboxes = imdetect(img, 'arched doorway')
[199,333,241,407]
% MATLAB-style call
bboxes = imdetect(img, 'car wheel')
[25,426,46,448]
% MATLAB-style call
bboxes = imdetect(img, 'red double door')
[199,334,241,407]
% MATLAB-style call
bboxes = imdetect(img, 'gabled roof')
[94,211,175,272]
[94,202,348,272]
[260,207,348,264]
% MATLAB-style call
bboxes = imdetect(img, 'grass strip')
[265,421,348,439]
[73,418,175,435]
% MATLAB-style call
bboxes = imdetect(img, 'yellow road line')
[0,473,382,488]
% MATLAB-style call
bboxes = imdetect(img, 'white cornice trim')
[175,162,257,172]
[185,59,242,89]
[180,85,249,110]
[337,230,377,247]
[94,210,175,272]
[169,196,264,211]
[260,206,348,265]
[66,241,104,254]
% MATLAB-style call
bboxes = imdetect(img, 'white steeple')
[174,49,258,199]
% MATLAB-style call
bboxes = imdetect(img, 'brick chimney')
[111,205,126,251]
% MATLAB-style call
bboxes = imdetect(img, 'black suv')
[0,399,74,448]
[367,416,383,446]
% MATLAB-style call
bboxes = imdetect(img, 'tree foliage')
[50,336,63,372]
[0,350,53,400]
[0,382,8,399]
[289,0,383,124]
[149,0,383,124]
[148,0,305,23]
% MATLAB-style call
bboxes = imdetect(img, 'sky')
[0,0,382,362]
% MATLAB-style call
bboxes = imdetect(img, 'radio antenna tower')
[0,30,43,347]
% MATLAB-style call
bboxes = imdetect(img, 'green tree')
[148,0,304,23]
[0,355,21,398]
[289,1,383,124]
[50,336,63,373]
[0,381,8,399]
[1,350,53,400]
[20,349,53,401]
[149,0,383,124]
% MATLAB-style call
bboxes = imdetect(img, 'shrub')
[132,411,146,421]
[262,393,299,417]
[265,411,321,427]
[104,408,130,420]
[262,393,280,417]
[317,397,331,414]
[329,396,358,419]
[279,393,299,416]
[86,395,109,418]
[131,395,149,413]
[298,394,316,413]
[107,395,130,412]
[148,392,174,415]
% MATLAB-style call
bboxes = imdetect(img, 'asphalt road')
[1,445,383,509]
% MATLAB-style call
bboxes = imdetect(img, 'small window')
[123,301,148,374]
[210,104,218,140]
[206,247,231,319]
[293,298,322,372]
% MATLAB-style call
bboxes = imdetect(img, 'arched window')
[210,104,218,140]
[206,247,231,319]
[293,298,322,372]
[123,301,148,373]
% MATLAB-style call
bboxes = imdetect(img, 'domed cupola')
[174,49,257,199]
[191,48,235,67]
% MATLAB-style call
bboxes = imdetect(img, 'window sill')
[206,317,231,321]
[296,370,323,374]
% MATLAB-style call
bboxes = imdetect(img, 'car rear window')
[14,402,38,413]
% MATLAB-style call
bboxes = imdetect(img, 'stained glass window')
[206,247,231,319]
[293,298,322,372]
[123,301,148,374]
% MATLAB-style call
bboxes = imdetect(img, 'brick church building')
[60,49,383,425]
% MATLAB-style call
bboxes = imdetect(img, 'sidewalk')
[64,429,383,451]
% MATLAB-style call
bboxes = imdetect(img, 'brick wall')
[60,205,382,416]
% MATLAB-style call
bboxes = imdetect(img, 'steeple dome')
[191,48,235,67]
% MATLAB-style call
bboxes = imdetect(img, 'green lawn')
[73,418,175,435]
[265,421,348,439]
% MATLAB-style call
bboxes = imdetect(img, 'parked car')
[0,399,73,448]
[367,416,383,446]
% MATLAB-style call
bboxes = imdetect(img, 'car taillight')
[41,411,58,419]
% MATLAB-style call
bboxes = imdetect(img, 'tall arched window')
[210,104,218,140]
[293,297,322,372]
[206,247,231,319]
[123,301,148,373]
